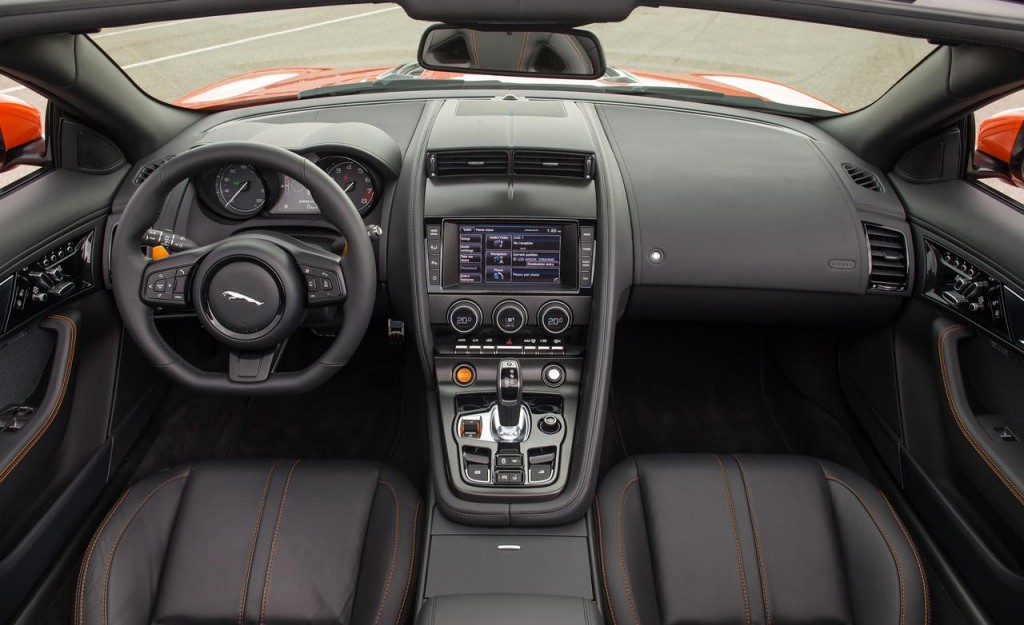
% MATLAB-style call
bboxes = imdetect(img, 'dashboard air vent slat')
[429,150,510,177]
[513,150,594,180]
[134,157,173,184]
[843,163,883,192]
[865,223,908,292]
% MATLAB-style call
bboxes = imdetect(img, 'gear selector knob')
[497,359,523,427]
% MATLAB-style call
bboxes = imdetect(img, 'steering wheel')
[111,141,376,395]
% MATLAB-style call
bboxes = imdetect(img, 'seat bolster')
[350,463,423,625]
[594,458,661,625]
[75,467,192,625]
[819,461,929,625]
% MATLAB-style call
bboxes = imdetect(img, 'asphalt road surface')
[0,3,1022,200]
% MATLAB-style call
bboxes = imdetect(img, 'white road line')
[92,18,205,39]
[0,6,399,95]
[123,6,400,69]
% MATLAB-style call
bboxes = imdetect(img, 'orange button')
[454,365,475,385]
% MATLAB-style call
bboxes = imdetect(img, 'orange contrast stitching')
[75,486,132,625]
[260,459,300,625]
[101,472,190,625]
[938,324,1024,507]
[238,461,279,625]
[0,314,77,485]
[883,494,930,625]
[616,477,641,625]
[373,480,402,625]
[826,476,906,625]
[714,454,751,625]
[733,456,772,625]
[395,499,422,625]
[594,494,619,625]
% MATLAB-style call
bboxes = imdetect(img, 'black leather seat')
[596,454,928,625]
[76,459,421,625]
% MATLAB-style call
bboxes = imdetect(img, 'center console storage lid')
[417,594,599,625]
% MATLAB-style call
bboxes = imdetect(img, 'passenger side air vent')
[843,163,883,192]
[428,150,510,177]
[865,223,909,292]
[513,150,594,180]
[133,156,173,184]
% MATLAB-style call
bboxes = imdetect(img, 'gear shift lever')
[497,360,522,425]
[492,360,528,442]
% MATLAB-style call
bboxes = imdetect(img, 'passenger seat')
[595,454,927,625]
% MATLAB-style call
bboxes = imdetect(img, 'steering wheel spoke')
[229,342,287,383]
[140,245,211,309]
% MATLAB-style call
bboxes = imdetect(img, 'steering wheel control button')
[207,261,281,334]
[542,364,566,387]
[538,301,572,335]
[448,300,482,334]
[538,415,562,435]
[300,265,345,305]
[453,364,476,386]
[493,300,528,334]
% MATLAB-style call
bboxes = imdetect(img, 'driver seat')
[75,460,421,625]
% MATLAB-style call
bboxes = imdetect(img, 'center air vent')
[843,163,883,192]
[514,150,594,179]
[428,150,510,177]
[865,223,908,292]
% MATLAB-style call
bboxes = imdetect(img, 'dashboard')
[96,87,917,506]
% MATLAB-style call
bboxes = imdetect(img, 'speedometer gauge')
[320,157,377,214]
[215,164,267,216]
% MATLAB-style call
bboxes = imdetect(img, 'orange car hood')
[174,65,841,113]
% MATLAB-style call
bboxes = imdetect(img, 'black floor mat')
[132,332,413,483]
[611,324,790,456]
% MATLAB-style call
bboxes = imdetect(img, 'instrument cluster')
[196,151,380,219]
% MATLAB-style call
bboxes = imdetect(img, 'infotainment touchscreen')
[457,224,563,286]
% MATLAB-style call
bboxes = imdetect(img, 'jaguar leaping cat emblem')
[221,291,264,306]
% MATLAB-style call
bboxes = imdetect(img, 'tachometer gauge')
[215,164,268,216]
[320,157,377,215]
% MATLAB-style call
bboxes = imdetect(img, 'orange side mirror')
[975,108,1024,189]
[0,93,44,173]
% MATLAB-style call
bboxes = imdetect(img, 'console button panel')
[923,238,1010,341]
[2,230,97,335]
[454,393,566,487]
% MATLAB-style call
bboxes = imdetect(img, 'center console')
[425,218,594,497]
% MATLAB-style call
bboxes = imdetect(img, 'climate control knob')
[493,300,528,334]
[538,301,573,335]
[447,300,482,334]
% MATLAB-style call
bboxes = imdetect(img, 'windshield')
[93,3,935,114]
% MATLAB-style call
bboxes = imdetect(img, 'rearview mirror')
[0,94,44,173]
[974,108,1024,189]
[418,25,606,80]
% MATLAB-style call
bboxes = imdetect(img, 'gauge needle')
[342,182,356,193]
[226,181,249,207]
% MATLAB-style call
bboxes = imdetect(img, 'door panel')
[0,119,163,620]
[889,175,1024,624]
[0,311,80,556]
[933,320,1024,538]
